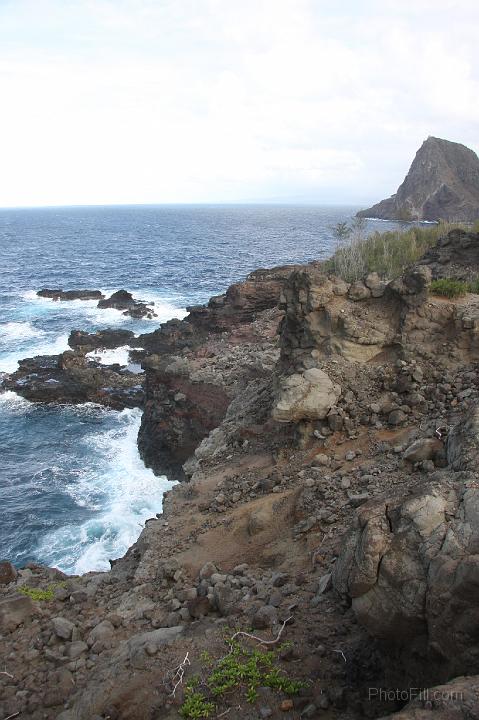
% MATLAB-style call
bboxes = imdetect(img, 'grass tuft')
[325,219,474,282]
[430,279,469,298]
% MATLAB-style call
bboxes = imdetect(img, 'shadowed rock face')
[358,137,479,222]
[332,404,479,686]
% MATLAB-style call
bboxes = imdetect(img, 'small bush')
[19,581,65,602]
[430,279,468,298]
[19,585,55,601]
[179,690,215,719]
[178,636,308,718]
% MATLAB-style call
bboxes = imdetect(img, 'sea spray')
[35,406,174,574]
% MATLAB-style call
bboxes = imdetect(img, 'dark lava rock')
[98,290,156,319]
[68,329,135,352]
[37,289,104,301]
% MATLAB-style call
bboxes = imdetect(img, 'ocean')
[0,204,403,574]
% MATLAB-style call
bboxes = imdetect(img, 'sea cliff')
[2,230,479,719]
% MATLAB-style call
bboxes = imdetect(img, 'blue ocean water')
[0,205,402,573]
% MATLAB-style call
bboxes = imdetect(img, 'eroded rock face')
[418,228,479,281]
[333,408,479,684]
[358,136,479,222]
[379,675,479,720]
[272,368,341,423]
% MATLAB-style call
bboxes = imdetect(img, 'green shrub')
[179,690,215,719]
[178,636,308,718]
[19,581,66,602]
[430,279,468,298]
[19,585,55,601]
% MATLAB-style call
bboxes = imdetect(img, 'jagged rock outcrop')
[418,228,479,281]
[97,289,157,319]
[332,404,479,686]
[2,351,143,408]
[358,136,479,222]
[279,249,479,371]
[137,266,298,478]
[68,329,135,353]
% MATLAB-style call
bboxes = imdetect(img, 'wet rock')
[97,290,156,319]
[68,329,135,352]
[37,288,104,301]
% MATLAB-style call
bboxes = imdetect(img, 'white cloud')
[0,0,477,206]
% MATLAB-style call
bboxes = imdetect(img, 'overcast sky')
[0,0,478,207]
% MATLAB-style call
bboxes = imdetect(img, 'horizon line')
[0,200,368,211]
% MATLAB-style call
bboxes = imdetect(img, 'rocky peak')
[358,136,479,222]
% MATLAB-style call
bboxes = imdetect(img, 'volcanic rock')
[37,289,104,301]
[98,290,156,319]
[272,368,341,423]
[358,136,479,222]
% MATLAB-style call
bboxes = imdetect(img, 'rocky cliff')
[358,136,479,222]
[4,233,479,719]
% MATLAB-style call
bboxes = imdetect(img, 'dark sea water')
[0,205,402,573]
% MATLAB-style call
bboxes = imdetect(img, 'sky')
[0,0,478,207]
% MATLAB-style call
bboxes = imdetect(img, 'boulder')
[0,561,18,586]
[332,466,479,681]
[348,281,371,301]
[272,368,341,423]
[52,616,75,640]
[0,594,34,632]
[364,272,387,298]
[403,438,443,464]
[125,626,184,669]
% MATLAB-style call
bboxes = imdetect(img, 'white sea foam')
[86,345,131,367]
[0,321,46,342]
[21,289,187,325]
[0,390,32,413]
[0,332,70,373]
[36,407,175,574]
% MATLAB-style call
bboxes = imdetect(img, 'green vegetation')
[326,219,472,282]
[179,636,308,719]
[430,279,469,298]
[19,581,66,602]
[179,691,215,719]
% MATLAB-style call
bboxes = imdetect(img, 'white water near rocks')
[0,205,405,574]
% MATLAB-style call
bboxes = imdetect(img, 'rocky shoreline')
[2,230,479,719]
